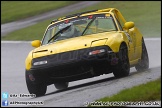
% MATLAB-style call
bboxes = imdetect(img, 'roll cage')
[51,8,127,27]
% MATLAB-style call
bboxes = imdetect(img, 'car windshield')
[42,14,117,45]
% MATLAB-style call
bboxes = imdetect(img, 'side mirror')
[124,22,134,29]
[31,40,41,48]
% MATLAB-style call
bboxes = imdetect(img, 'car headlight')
[33,60,47,66]
[89,49,106,55]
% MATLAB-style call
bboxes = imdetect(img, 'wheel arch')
[106,40,128,53]
[105,33,129,53]
[120,42,128,51]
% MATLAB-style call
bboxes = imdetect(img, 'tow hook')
[29,74,35,81]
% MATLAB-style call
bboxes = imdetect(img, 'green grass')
[88,78,161,107]
[1,1,78,24]
[1,1,161,41]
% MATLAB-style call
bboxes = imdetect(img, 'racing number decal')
[133,32,137,55]
[133,32,136,47]
[125,32,132,43]
[125,31,136,60]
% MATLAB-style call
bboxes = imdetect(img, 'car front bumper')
[28,45,118,83]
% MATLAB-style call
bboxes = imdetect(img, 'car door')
[128,27,143,60]
[126,29,137,60]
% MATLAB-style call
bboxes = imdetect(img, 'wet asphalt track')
[1,38,161,107]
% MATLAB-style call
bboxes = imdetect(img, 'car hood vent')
[91,38,108,47]
[33,49,48,53]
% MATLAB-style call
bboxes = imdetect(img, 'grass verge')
[1,1,78,24]
[88,78,161,107]
[1,1,161,41]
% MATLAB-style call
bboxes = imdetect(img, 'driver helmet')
[59,23,75,37]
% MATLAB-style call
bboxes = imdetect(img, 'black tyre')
[25,70,47,97]
[54,82,69,90]
[135,38,149,71]
[113,44,130,78]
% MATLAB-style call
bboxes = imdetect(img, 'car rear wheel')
[25,70,47,97]
[135,38,149,71]
[113,44,130,78]
[54,82,69,90]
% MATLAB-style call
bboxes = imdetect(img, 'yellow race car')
[25,8,149,96]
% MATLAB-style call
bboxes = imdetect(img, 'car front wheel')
[113,44,130,78]
[25,70,47,97]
